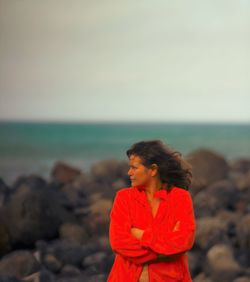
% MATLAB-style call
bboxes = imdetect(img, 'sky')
[0,0,249,123]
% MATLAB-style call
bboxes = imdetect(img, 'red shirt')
[108,186,196,282]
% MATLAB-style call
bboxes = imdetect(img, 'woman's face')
[128,155,153,187]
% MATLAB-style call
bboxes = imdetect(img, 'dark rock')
[187,149,229,193]
[43,254,62,273]
[188,251,203,278]
[51,162,81,184]
[193,272,213,282]
[206,180,240,211]
[193,191,220,218]
[236,214,250,266]
[86,273,107,282]
[0,179,9,207]
[236,171,250,191]
[5,188,71,247]
[90,159,128,185]
[84,195,112,235]
[12,175,47,195]
[0,211,12,256]
[44,240,85,267]
[233,277,250,282]
[0,250,40,279]
[82,251,107,268]
[59,223,88,244]
[230,159,250,174]
[0,276,22,282]
[60,265,81,276]
[195,217,229,250]
[60,183,88,209]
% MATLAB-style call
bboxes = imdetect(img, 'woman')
[108,140,196,282]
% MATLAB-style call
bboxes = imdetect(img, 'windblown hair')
[126,140,192,190]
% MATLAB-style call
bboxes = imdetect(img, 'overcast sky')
[0,0,249,123]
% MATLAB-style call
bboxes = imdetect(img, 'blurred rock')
[4,188,71,247]
[193,272,213,282]
[236,171,250,191]
[193,191,220,218]
[43,253,62,273]
[206,244,242,282]
[51,162,81,184]
[230,159,250,174]
[195,217,229,250]
[59,223,88,244]
[0,250,40,279]
[187,149,229,193]
[206,180,239,210]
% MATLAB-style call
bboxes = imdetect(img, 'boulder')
[195,217,229,250]
[193,191,220,218]
[51,162,81,184]
[230,159,250,174]
[236,171,250,191]
[85,194,112,235]
[205,244,242,282]
[193,272,213,282]
[206,180,239,210]
[44,240,86,267]
[59,223,88,244]
[0,251,40,279]
[236,213,250,265]
[5,187,71,246]
[187,149,229,192]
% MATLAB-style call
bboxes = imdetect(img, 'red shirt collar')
[134,185,168,201]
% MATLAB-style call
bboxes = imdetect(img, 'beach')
[0,122,250,281]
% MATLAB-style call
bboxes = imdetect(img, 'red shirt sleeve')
[109,190,158,265]
[140,190,196,256]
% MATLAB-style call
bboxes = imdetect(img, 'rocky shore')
[0,148,250,282]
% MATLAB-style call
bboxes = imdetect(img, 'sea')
[0,121,250,185]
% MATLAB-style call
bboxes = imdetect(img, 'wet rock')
[0,250,40,279]
[51,162,81,184]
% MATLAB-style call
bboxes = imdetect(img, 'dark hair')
[126,140,192,190]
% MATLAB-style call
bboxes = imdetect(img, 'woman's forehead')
[128,154,143,165]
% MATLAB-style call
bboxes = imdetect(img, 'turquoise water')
[0,121,250,184]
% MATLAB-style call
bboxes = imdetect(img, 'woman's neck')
[144,179,163,198]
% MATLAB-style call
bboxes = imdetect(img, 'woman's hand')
[131,227,144,240]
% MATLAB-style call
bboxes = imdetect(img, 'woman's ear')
[150,164,158,176]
